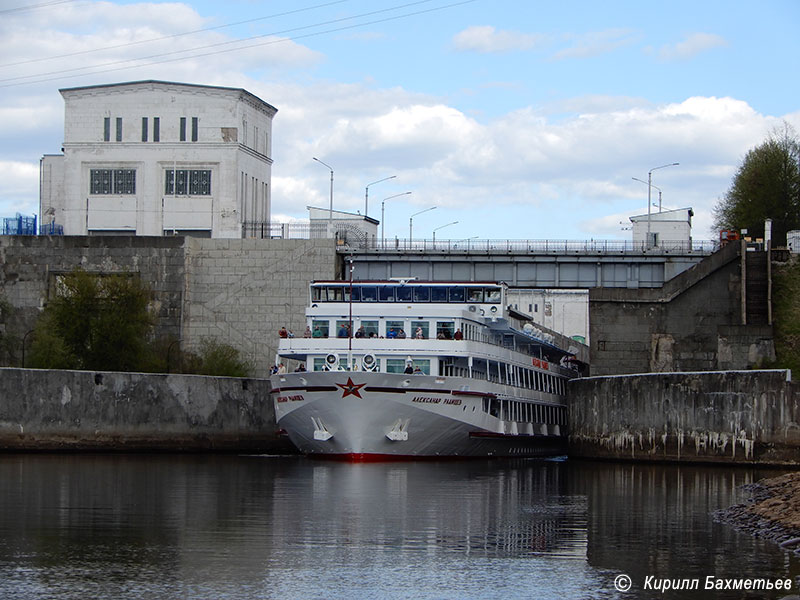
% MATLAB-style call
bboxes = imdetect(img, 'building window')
[116,118,122,142]
[153,117,160,142]
[191,117,198,142]
[141,117,148,142]
[164,169,211,196]
[90,169,136,195]
[180,117,186,142]
[103,117,110,142]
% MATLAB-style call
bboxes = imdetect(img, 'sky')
[1,0,799,242]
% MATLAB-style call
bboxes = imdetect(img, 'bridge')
[336,238,719,289]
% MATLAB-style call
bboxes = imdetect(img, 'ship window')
[436,321,454,340]
[335,321,351,338]
[386,320,404,338]
[485,288,502,303]
[313,357,326,371]
[344,286,360,302]
[312,320,329,338]
[396,286,413,302]
[360,320,379,337]
[448,286,466,302]
[411,359,430,375]
[386,358,408,374]
[378,286,395,302]
[327,287,344,302]
[411,321,429,339]
[467,287,484,302]
[312,287,323,302]
[360,286,377,302]
[413,287,430,302]
[430,287,448,302]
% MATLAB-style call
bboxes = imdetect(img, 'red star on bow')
[336,377,366,398]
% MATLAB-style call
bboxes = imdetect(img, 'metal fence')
[242,221,330,239]
[350,237,719,255]
[2,214,37,235]
[39,222,64,236]
[242,221,719,255]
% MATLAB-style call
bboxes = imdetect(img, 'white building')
[40,80,277,238]
[629,207,693,248]
[506,288,589,344]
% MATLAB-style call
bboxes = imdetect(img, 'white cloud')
[552,29,640,60]
[452,25,545,53]
[658,32,728,61]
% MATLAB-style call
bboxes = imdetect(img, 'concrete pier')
[0,368,293,453]
[568,370,800,465]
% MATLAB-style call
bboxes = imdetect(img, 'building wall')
[0,236,336,377]
[43,81,276,238]
[506,289,589,342]
[568,370,800,465]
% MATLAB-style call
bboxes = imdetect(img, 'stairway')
[745,251,769,325]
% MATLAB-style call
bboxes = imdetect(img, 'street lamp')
[312,157,334,229]
[381,191,412,248]
[409,206,436,241]
[365,175,396,218]
[646,162,679,246]
[432,221,459,244]
[632,177,662,211]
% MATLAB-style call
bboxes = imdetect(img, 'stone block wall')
[182,237,337,374]
[589,242,775,375]
[0,235,337,376]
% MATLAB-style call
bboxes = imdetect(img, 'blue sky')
[1,0,799,241]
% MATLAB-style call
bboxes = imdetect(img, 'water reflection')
[0,455,796,599]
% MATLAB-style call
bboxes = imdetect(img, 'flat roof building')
[40,80,277,238]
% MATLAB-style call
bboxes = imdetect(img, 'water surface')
[0,454,795,599]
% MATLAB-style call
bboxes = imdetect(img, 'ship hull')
[270,371,567,459]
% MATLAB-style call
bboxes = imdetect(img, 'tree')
[713,124,800,246]
[181,337,253,378]
[28,268,155,371]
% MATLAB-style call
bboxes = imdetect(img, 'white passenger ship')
[270,280,580,460]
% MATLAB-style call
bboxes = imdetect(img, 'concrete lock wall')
[568,370,800,465]
[0,368,293,452]
[0,235,338,377]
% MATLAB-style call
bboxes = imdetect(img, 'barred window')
[90,169,136,195]
[165,169,211,195]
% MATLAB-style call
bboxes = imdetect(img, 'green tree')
[181,337,252,378]
[28,268,155,371]
[713,124,800,245]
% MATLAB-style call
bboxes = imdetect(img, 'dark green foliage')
[771,258,800,374]
[713,124,800,246]
[28,268,154,371]
[184,337,252,378]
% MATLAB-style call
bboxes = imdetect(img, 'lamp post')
[632,177,662,211]
[432,221,458,245]
[365,175,396,218]
[409,206,436,242]
[646,162,679,247]
[312,157,334,230]
[381,191,412,248]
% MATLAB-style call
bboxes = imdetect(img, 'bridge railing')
[344,238,719,255]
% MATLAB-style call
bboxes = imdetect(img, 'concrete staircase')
[745,251,769,325]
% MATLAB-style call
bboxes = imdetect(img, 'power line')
[0,0,437,85]
[0,0,475,88]
[0,0,349,69]
[0,0,79,15]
